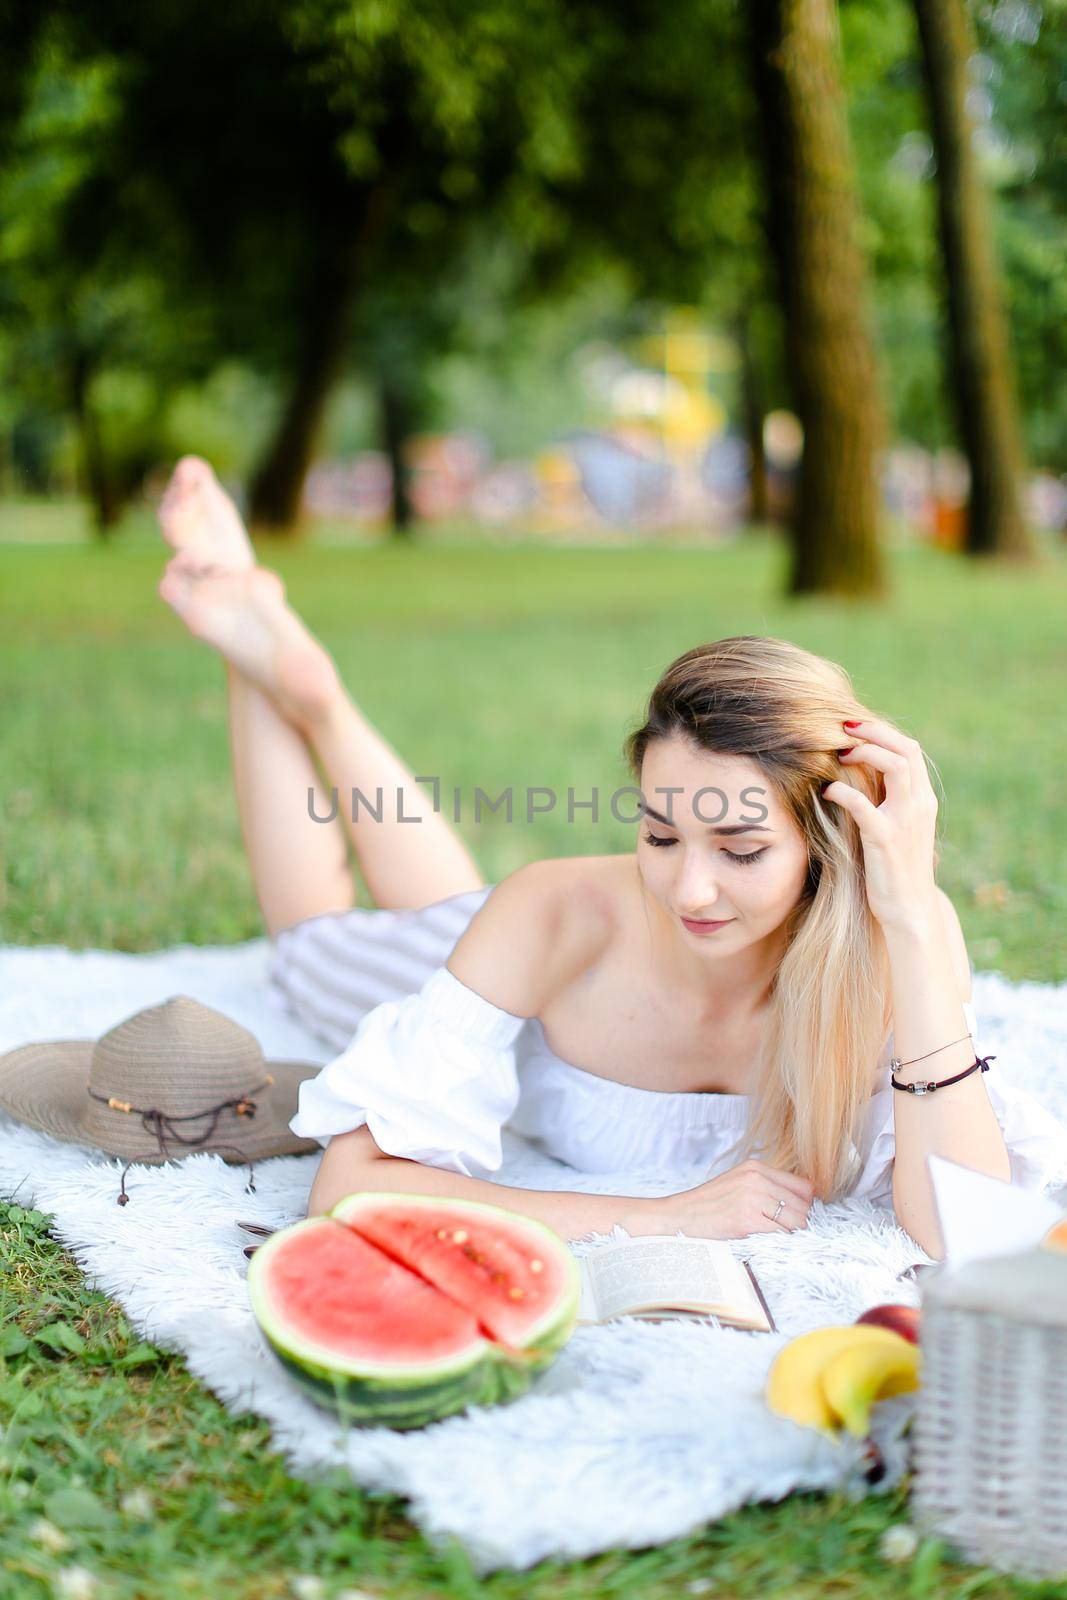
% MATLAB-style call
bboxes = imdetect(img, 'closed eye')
[641,832,769,866]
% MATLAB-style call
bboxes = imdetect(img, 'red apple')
[854,1303,920,1345]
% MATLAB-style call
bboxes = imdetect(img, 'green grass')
[2,518,1067,1598]
[2,525,1065,975]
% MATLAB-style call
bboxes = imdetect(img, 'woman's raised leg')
[157,457,486,929]
[225,665,356,937]
[290,686,487,913]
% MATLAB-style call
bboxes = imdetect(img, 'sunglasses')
[236,1217,280,1258]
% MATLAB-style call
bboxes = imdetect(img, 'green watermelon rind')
[247,1218,494,1388]
[329,1190,582,1351]
[268,1336,534,1431]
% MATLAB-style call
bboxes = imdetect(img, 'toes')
[157,487,181,526]
[173,455,215,489]
[159,456,214,521]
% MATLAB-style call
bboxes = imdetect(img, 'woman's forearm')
[306,1127,653,1242]
[885,906,1010,1259]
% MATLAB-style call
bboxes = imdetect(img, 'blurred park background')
[2,0,1066,579]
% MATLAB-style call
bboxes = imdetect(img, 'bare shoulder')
[445,854,626,1018]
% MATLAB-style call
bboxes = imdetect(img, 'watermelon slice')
[331,1191,576,1352]
[247,1193,580,1430]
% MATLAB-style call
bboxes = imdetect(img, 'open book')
[576,1234,776,1332]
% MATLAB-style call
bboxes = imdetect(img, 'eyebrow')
[640,803,773,836]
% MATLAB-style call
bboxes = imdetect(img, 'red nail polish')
[843,720,861,728]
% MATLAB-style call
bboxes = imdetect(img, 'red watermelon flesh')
[332,1193,574,1349]
[260,1216,486,1371]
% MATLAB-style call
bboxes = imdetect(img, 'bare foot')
[158,555,340,727]
[158,456,255,572]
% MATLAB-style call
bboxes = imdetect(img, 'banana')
[818,1334,921,1438]
[765,1324,920,1437]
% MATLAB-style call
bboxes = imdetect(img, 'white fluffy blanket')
[2,938,1066,1574]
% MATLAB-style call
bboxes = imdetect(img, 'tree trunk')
[248,182,397,533]
[913,0,1032,560]
[379,370,416,539]
[246,240,360,533]
[736,310,770,524]
[70,350,122,537]
[747,0,886,597]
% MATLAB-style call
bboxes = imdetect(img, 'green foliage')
[2,0,770,507]
[974,1,1067,467]
[0,21,217,514]
[840,0,1067,466]
[3,0,1067,501]
[840,0,947,448]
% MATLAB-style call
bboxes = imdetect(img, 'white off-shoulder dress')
[268,885,1067,1207]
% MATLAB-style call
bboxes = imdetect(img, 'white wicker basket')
[912,1247,1067,1580]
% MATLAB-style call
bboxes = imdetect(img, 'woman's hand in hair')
[822,716,940,935]
[640,1159,816,1241]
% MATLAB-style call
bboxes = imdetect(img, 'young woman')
[157,457,1067,1259]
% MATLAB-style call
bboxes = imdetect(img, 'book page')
[585,1236,748,1321]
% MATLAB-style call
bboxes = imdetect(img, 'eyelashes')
[641,832,769,866]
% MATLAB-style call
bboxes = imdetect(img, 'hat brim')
[0,1040,324,1164]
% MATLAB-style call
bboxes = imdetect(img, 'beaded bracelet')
[890,1053,996,1096]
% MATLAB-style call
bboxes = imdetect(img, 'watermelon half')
[247,1192,580,1430]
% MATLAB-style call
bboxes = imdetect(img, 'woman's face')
[636,732,811,951]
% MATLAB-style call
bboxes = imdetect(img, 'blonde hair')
[624,635,941,1202]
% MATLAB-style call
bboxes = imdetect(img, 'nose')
[674,855,725,919]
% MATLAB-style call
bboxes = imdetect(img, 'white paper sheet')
[927,1152,1065,1269]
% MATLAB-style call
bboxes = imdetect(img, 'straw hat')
[0,996,324,1202]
